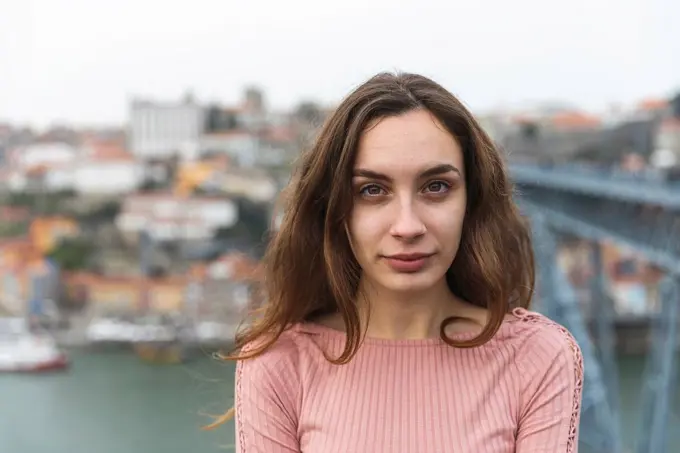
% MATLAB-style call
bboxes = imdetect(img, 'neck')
[357,278,461,340]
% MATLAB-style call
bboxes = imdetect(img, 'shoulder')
[509,310,585,449]
[237,328,307,379]
[510,308,582,364]
[235,328,310,419]
[236,323,331,384]
[514,309,583,374]
[509,308,584,393]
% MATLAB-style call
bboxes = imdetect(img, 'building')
[500,110,605,163]
[115,193,239,243]
[62,251,263,319]
[0,238,61,316]
[63,272,189,315]
[4,140,145,195]
[173,156,229,197]
[71,140,145,195]
[199,130,260,167]
[12,142,78,170]
[4,142,79,192]
[185,252,263,322]
[129,93,204,160]
[650,118,680,169]
[201,167,278,203]
[557,239,664,317]
[29,216,80,254]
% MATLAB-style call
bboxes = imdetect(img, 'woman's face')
[348,109,467,294]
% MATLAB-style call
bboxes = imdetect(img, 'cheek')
[348,207,382,252]
[426,204,465,237]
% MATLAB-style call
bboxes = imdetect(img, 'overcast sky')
[1,0,678,128]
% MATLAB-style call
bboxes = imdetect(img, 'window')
[614,259,637,277]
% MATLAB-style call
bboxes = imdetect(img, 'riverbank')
[51,315,238,353]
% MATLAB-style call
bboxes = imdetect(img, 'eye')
[359,184,387,197]
[423,180,451,194]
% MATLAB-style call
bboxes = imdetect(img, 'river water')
[0,350,236,453]
[1,350,678,452]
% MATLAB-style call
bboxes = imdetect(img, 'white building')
[129,94,205,160]
[200,131,259,167]
[199,130,292,168]
[5,142,80,193]
[650,119,680,169]
[73,160,145,195]
[116,193,238,242]
[12,142,79,170]
[6,141,145,195]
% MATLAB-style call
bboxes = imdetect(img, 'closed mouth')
[385,253,434,261]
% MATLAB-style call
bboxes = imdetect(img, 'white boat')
[86,316,177,344]
[193,321,237,344]
[0,318,69,373]
[85,317,141,344]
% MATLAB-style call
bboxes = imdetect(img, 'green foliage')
[47,238,94,271]
[7,191,71,214]
[78,200,121,224]
[0,222,27,238]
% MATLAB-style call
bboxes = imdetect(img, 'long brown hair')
[206,71,534,427]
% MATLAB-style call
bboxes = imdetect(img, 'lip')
[386,253,434,261]
[383,253,434,273]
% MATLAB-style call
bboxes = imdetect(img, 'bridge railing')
[510,162,680,185]
[511,163,680,209]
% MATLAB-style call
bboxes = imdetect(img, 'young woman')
[217,72,583,452]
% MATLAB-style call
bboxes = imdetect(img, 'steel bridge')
[511,162,680,453]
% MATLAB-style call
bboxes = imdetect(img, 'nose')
[389,198,426,241]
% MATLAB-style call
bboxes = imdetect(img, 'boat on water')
[0,318,69,373]
[86,316,144,347]
[133,315,185,365]
[84,313,238,363]
[134,342,184,365]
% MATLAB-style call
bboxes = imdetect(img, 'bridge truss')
[514,164,680,453]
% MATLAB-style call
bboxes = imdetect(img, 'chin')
[377,272,444,294]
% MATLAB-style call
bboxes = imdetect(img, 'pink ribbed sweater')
[234,308,584,452]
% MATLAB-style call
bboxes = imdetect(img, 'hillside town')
[0,85,679,362]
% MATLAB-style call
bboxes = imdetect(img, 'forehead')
[354,109,464,174]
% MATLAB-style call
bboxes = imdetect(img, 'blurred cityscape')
[1,81,680,452]
[0,87,315,361]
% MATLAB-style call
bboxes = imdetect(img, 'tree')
[47,238,94,271]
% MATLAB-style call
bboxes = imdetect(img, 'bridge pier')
[513,160,680,451]
[636,277,680,453]
[528,210,680,452]
[530,213,622,452]
[589,241,623,450]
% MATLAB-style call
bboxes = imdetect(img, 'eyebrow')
[352,163,461,181]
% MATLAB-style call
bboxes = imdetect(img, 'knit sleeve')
[234,339,301,453]
[515,317,584,453]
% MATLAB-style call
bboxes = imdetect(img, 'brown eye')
[359,184,386,196]
[424,181,451,193]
